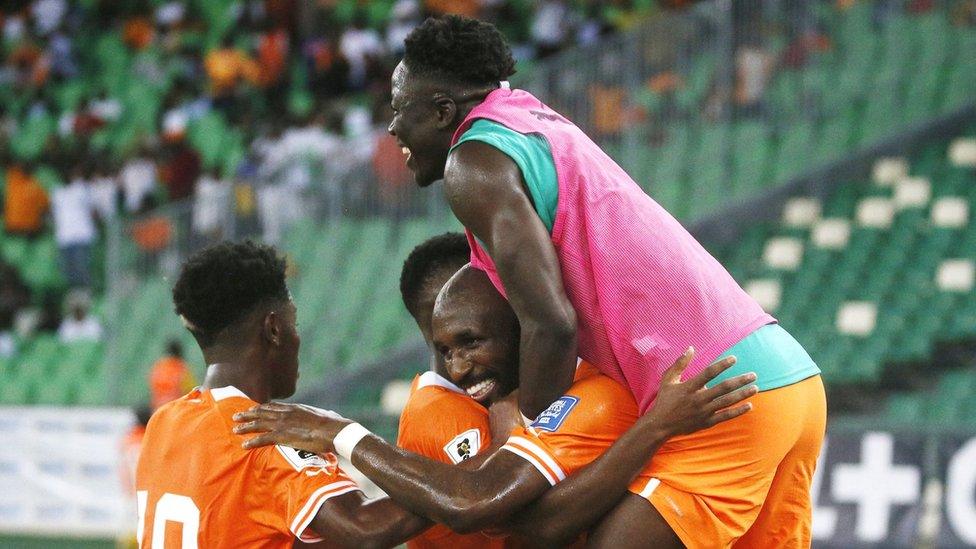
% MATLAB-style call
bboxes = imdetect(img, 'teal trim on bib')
[453,119,559,234]
[706,324,821,392]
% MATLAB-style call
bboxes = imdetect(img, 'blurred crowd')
[1,0,686,354]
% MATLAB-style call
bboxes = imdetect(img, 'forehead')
[392,61,434,103]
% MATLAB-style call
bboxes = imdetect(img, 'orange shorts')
[628,375,826,549]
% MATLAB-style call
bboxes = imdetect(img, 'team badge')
[276,445,337,474]
[443,429,481,464]
[530,396,579,432]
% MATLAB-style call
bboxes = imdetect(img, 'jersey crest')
[443,429,481,464]
[276,445,337,474]
[531,396,580,432]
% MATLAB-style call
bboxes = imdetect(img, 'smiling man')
[234,265,758,545]
[384,15,827,548]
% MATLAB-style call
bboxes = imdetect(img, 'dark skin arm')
[444,141,578,420]
[235,353,757,538]
[504,353,749,547]
[300,490,430,549]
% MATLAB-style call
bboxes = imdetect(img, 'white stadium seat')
[872,157,909,185]
[744,279,782,312]
[836,301,878,337]
[948,138,976,167]
[931,197,969,228]
[856,197,895,228]
[763,237,804,270]
[380,379,413,415]
[782,197,822,228]
[812,218,852,249]
[894,177,931,210]
[936,259,975,292]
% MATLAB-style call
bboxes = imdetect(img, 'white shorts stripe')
[505,436,567,482]
[502,445,558,486]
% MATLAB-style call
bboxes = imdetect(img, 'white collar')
[209,386,249,401]
[416,371,465,395]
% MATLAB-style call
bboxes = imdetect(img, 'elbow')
[438,497,496,534]
[527,306,577,347]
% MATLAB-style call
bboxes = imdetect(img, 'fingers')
[686,356,737,390]
[242,432,280,450]
[233,408,282,423]
[232,419,274,435]
[661,347,696,384]
[705,384,759,414]
[705,402,752,428]
[699,371,757,401]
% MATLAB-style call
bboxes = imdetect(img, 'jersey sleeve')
[261,445,361,543]
[398,387,491,465]
[500,374,639,485]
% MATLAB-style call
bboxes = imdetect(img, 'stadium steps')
[715,132,976,420]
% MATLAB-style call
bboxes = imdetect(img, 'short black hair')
[172,240,289,348]
[399,232,470,319]
[403,15,516,86]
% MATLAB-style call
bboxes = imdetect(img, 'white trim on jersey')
[501,436,567,486]
[416,371,466,394]
[289,480,361,542]
[210,386,249,401]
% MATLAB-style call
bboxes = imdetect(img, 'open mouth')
[464,378,498,403]
[401,146,413,167]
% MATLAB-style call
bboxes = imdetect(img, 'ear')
[262,311,280,347]
[432,92,458,130]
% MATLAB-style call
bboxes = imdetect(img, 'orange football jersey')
[501,361,638,485]
[136,386,360,548]
[397,371,504,549]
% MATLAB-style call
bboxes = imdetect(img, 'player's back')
[136,386,358,548]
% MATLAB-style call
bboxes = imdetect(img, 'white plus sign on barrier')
[831,431,921,542]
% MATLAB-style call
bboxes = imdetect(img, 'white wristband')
[334,423,371,461]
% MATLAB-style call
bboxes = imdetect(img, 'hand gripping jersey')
[135,386,360,548]
[397,371,506,549]
[452,87,774,413]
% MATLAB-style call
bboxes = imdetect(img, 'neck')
[200,345,270,403]
[202,363,271,403]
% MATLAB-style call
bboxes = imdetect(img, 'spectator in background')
[51,174,96,287]
[0,261,31,358]
[30,0,68,37]
[148,340,196,410]
[57,289,102,342]
[339,15,385,90]
[120,145,158,214]
[192,167,231,239]
[531,0,571,58]
[385,0,421,56]
[4,159,49,237]
[734,39,775,117]
[87,162,119,223]
[158,139,201,201]
[204,36,259,113]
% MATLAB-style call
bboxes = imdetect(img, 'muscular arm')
[506,411,670,546]
[506,354,755,546]
[444,141,578,419]
[350,435,550,533]
[304,491,430,549]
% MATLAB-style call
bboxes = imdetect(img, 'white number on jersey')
[137,491,200,548]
